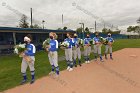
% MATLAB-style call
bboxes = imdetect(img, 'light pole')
[62,14,64,40]
[79,23,84,39]
[95,21,97,32]
[42,20,45,29]
[30,8,33,28]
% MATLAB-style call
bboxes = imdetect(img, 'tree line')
[19,14,140,35]
[126,17,140,36]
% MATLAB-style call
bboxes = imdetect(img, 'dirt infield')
[3,48,140,93]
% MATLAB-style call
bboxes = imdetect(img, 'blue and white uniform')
[84,37,92,63]
[25,44,36,56]
[64,38,73,69]
[72,38,81,66]
[64,38,73,49]
[93,36,103,61]
[84,37,92,45]
[93,37,100,44]
[105,37,114,59]
[106,37,114,43]
[49,39,58,52]
[48,39,59,75]
[21,43,36,82]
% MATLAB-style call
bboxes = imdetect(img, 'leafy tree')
[63,27,67,30]
[32,24,41,28]
[127,25,140,37]
[127,26,135,32]
[127,26,140,32]
[112,31,121,34]
[57,28,62,30]
[108,29,112,33]
[136,17,140,37]
[102,28,113,33]
[19,14,29,28]
[102,28,120,34]
[76,27,82,33]
[30,25,33,28]
[134,26,140,36]
[102,28,108,33]
[85,27,90,33]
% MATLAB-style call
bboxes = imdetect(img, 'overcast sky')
[0,0,140,31]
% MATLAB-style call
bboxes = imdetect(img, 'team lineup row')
[17,32,114,85]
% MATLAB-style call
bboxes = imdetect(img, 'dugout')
[0,27,75,54]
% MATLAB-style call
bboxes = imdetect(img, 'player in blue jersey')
[84,34,92,64]
[64,33,74,71]
[104,33,114,60]
[72,33,82,67]
[93,33,104,62]
[46,32,59,77]
[21,34,36,85]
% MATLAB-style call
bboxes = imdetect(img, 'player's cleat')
[75,64,77,67]
[110,57,113,60]
[105,54,107,60]
[55,75,59,78]
[49,71,55,75]
[100,60,104,62]
[30,79,35,84]
[69,68,73,72]
[85,61,88,64]
[54,74,59,78]
[87,61,90,63]
[79,64,82,67]
[67,66,70,70]
[20,80,27,85]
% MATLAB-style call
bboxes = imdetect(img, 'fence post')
[12,32,16,45]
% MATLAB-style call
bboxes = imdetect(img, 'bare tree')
[19,14,29,28]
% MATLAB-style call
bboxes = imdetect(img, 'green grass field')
[0,39,140,92]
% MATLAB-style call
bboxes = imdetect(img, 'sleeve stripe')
[72,38,74,43]
[31,44,36,53]
[55,40,58,49]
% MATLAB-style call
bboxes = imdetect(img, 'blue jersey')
[84,38,91,45]
[25,43,36,56]
[64,38,73,48]
[93,37,100,43]
[72,38,79,46]
[49,39,58,52]
[106,37,114,42]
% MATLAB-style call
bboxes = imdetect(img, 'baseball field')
[0,39,140,93]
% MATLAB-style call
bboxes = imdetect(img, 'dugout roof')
[0,27,75,33]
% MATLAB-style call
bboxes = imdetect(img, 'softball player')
[84,34,92,64]
[104,33,114,60]
[21,34,36,85]
[64,33,73,71]
[93,33,104,62]
[46,32,59,77]
[72,33,82,67]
